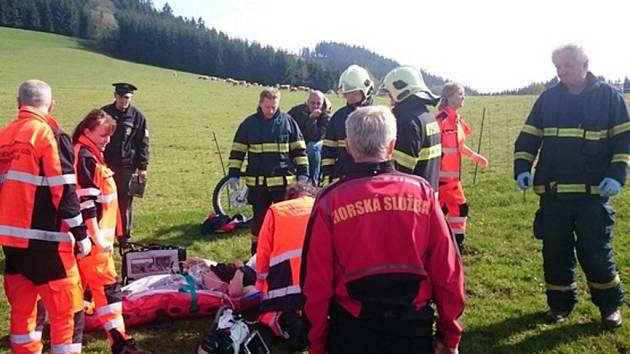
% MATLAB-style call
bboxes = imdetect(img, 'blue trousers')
[306,141,323,184]
[534,196,625,312]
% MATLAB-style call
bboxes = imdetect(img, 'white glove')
[76,237,92,258]
[94,235,113,253]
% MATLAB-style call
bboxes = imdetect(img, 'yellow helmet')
[381,66,438,103]
[338,65,374,98]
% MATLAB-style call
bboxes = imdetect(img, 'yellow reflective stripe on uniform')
[534,183,602,195]
[245,176,256,186]
[418,144,442,161]
[425,121,440,136]
[231,142,248,153]
[290,140,306,150]
[393,150,417,170]
[337,139,347,148]
[556,128,584,138]
[293,156,308,166]
[584,130,608,140]
[323,139,337,148]
[543,127,558,136]
[228,159,243,169]
[514,151,535,162]
[611,121,630,136]
[588,274,620,290]
[248,143,290,153]
[545,282,578,291]
[611,153,630,165]
[522,124,543,137]
[322,158,336,166]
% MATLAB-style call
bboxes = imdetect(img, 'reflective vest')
[74,135,120,244]
[436,107,472,182]
[256,196,314,312]
[0,107,82,252]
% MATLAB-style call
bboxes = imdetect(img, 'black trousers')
[112,166,135,238]
[327,304,434,354]
[248,187,287,255]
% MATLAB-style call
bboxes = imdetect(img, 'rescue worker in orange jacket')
[301,106,465,354]
[255,182,317,349]
[72,110,150,354]
[0,80,91,354]
[436,82,488,251]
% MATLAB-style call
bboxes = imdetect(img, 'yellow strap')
[290,140,306,150]
[393,150,417,170]
[231,142,248,153]
[545,282,578,291]
[228,159,243,169]
[611,153,630,165]
[293,156,309,166]
[588,274,620,290]
[514,151,535,162]
[418,144,442,161]
[611,121,630,136]
[522,124,543,137]
[323,139,337,148]
[321,158,336,166]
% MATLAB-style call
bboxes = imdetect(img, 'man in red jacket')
[301,105,465,354]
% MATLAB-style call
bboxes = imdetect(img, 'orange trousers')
[438,180,469,244]
[78,251,127,344]
[4,252,84,354]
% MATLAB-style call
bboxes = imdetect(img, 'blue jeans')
[307,140,323,184]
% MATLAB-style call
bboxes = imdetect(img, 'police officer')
[102,83,150,248]
[380,66,442,192]
[227,87,308,255]
[1,79,91,354]
[320,64,374,185]
[514,44,629,327]
[301,106,464,354]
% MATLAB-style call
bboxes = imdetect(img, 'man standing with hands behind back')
[102,83,150,250]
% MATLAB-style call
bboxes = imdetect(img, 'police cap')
[112,82,138,96]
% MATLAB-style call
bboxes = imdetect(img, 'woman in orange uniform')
[436,83,488,251]
[72,109,149,354]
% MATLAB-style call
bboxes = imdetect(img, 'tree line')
[0,0,338,91]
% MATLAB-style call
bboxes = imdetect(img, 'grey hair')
[437,82,464,110]
[18,80,52,109]
[345,106,397,160]
[552,44,588,64]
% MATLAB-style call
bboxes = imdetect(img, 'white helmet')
[338,65,374,98]
[381,66,438,103]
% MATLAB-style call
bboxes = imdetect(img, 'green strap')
[179,274,199,313]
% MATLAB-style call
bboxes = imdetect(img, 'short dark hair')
[285,181,319,199]
[259,87,280,102]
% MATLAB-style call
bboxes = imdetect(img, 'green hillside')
[1,27,630,353]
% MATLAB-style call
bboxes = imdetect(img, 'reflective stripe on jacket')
[0,107,86,252]
[256,196,314,312]
[75,135,121,244]
[228,108,308,189]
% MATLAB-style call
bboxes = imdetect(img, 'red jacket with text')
[300,161,465,353]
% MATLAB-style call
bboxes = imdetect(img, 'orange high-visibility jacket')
[436,107,472,182]
[256,196,314,312]
[0,107,86,252]
[74,135,121,244]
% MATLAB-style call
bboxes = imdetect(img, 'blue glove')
[599,177,621,197]
[227,177,240,189]
[298,175,309,183]
[516,172,532,191]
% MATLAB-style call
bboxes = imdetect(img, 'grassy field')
[1,26,630,353]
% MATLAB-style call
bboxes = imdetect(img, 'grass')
[1,26,630,353]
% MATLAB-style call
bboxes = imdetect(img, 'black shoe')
[601,307,622,329]
[545,309,571,323]
[111,330,152,354]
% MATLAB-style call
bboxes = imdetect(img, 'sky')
[152,0,629,93]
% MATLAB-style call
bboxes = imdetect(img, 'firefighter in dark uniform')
[514,44,628,328]
[227,87,308,255]
[380,66,441,192]
[320,64,374,185]
[302,106,464,354]
[102,83,150,248]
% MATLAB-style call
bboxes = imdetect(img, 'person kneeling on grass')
[255,182,318,350]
